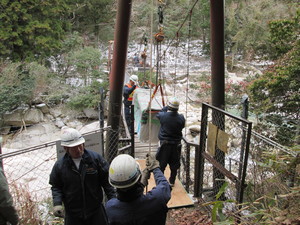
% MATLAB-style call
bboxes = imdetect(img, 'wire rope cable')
[163,0,199,54]
[173,32,179,96]
[185,11,192,136]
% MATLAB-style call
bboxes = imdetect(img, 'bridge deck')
[134,133,194,209]
[137,159,194,209]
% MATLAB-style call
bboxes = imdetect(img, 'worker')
[49,127,116,225]
[123,75,138,131]
[156,97,185,187]
[133,53,140,67]
[106,153,171,225]
[0,162,19,225]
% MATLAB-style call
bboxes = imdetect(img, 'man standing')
[133,53,140,67]
[49,127,116,225]
[123,75,138,130]
[156,97,185,187]
[106,153,171,225]
[0,162,19,225]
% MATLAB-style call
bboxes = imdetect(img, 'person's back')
[157,106,185,142]
[106,154,171,225]
[156,97,185,187]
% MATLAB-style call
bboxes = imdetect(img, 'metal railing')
[179,103,252,205]
[178,103,298,208]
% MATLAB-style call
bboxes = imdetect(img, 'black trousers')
[124,104,131,130]
[64,205,108,225]
[156,142,182,184]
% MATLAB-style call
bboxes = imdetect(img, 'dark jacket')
[123,84,136,106]
[0,166,19,225]
[105,168,171,225]
[157,106,185,142]
[49,149,116,219]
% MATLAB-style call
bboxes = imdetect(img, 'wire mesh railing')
[179,103,252,204]
[178,103,298,209]
[0,123,131,201]
[1,144,56,201]
[243,130,299,203]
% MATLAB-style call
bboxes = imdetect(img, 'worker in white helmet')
[105,154,171,225]
[156,97,185,187]
[49,127,116,225]
[123,75,138,130]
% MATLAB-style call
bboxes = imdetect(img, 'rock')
[49,107,62,118]
[189,125,201,133]
[36,103,50,114]
[0,126,10,135]
[66,120,83,128]
[54,118,65,128]
[3,123,60,148]
[83,108,99,119]
[3,108,44,126]
[44,114,54,121]
[23,109,44,124]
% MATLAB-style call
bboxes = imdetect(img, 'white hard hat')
[60,127,85,147]
[129,75,138,83]
[109,154,141,189]
[168,96,180,110]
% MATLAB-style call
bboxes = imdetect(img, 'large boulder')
[3,108,44,126]
[83,108,99,119]
[3,123,60,149]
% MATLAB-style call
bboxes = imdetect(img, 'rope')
[185,11,192,136]
[173,32,179,96]
[147,0,155,154]
[156,42,160,85]
[163,0,199,53]
[147,0,166,154]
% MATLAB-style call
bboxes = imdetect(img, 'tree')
[249,39,300,146]
[191,0,210,54]
[0,61,50,122]
[66,46,103,85]
[63,46,109,110]
[0,0,70,62]
[68,80,109,110]
[268,10,300,59]
[224,0,297,59]
[68,0,115,43]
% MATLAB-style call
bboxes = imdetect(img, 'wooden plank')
[137,159,194,209]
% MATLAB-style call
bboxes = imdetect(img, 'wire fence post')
[130,105,135,157]
[0,136,3,170]
[238,94,250,204]
[241,94,249,120]
[99,87,105,156]
[195,103,208,197]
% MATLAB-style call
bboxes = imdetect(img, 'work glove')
[53,205,64,218]
[146,153,160,171]
[140,168,150,187]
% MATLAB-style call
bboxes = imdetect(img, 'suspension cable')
[163,0,199,54]
[148,0,155,154]
[185,11,192,136]
[173,32,179,96]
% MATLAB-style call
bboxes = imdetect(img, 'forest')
[0,0,299,224]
